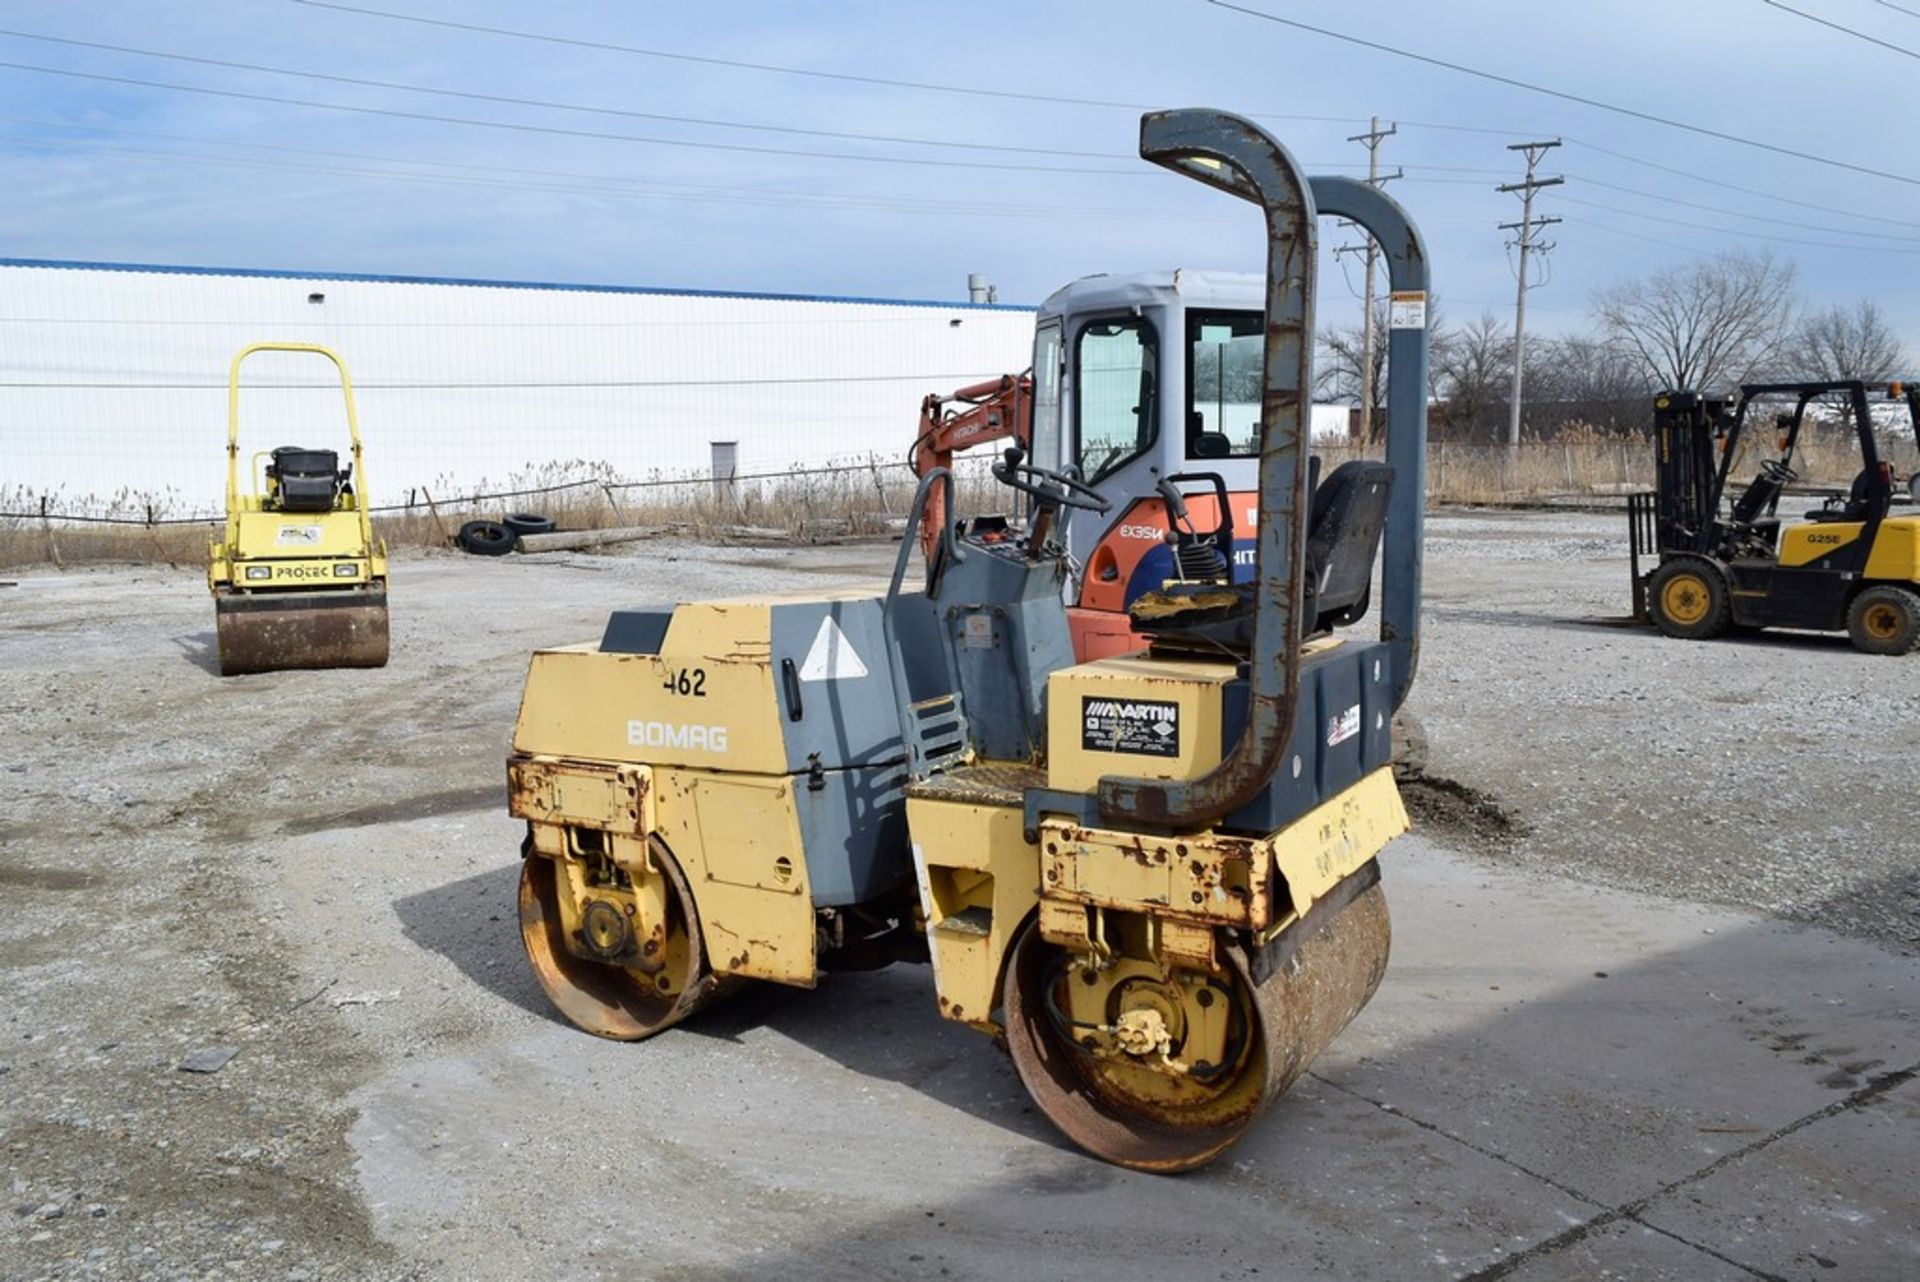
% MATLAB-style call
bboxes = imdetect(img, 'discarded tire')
[456,519,517,556]
[503,512,555,537]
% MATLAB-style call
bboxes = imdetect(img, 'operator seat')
[1806,466,1893,524]
[1128,460,1394,649]
[1728,461,1792,549]
[1304,461,1393,632]
[266,447,348,513]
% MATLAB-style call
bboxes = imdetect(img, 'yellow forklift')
[1630,381,1920,654]
[207,342,390,675]
[502,109,1432,1171]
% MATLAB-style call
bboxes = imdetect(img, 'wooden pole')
[420,486,451,544]
[40,496,63,569]
[602,483,630,527]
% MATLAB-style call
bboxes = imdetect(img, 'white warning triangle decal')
[798,615,869,682]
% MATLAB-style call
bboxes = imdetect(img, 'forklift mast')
[1646,391,1724,556]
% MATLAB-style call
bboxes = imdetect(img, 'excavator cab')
[922,205,1423,663]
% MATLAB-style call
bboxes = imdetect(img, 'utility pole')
[1348,117,1399,445]
[1498,139,1562,449]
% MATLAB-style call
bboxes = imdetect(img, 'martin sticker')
[1082,697,1180,758]
[1327,704,1361,747]
[276,525,324,546]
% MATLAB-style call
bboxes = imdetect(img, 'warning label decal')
[1081,696,1180,758]
[798,615,869,682]
[1388,291,1427,331]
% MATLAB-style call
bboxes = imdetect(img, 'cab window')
[1075,317,1157,483]
[1187,310,1263,459]
[1029,320,1063,472]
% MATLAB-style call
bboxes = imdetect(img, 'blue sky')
[4,0,1919,345]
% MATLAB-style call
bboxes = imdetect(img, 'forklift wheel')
[1846,586,1920,656]
[1647,560,1731,641]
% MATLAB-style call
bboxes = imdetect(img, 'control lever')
[1155,471,1192,528]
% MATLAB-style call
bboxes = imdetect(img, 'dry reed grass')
[6,436,1916,569]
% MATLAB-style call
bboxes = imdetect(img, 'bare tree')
[1431,312,1511,442]
[1315,304,1387,411]
[1527,333,1653,433]
[1784,299,1908,382]
[1592,249,1798,392]
[1316,296,1446,443]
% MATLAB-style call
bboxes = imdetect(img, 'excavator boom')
[910,371,1032,559]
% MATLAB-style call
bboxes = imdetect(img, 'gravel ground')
[0,508,1914,1279]
[1407,503,1920,952]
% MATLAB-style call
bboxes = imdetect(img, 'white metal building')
[0,258,1037,516]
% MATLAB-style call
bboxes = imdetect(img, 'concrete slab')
[348,967,1600,1282]
[1496,1218,1754,1282]
[331,831,1920,1281]
[1636,1073,1920,1282]
[1328,839,1920,1210]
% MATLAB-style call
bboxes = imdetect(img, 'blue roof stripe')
[0,255,1035,312]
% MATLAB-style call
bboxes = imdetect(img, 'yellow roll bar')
[224,342,373,547]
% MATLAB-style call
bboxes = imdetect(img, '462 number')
[662,667,707,697]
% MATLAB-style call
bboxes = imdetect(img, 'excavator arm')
[909,371,1032,559]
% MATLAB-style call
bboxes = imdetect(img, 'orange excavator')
[912,255,1425,664]
[910,371,1034,561]
[911,270,1272,661]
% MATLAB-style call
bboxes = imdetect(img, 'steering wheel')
[1759,457,1796,484]
[991,453,1112,513]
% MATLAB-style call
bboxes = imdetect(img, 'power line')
[1873,0,1920,18]
[289,0,1367,125]
[2,128,1232,222]
[0,59,1144,176]
[272,4,1920,232]
[1758,0,1920,58]
[1204,0,1920,188]
[0,27,1128,161]
[1401,122,1920,232]
[1567,217,1714,256]
[307,0,1900,202]
[1567,138,1920,232]
[13,8,1917,274]
[1566,175,1920,243]
[1557,195,1920,253]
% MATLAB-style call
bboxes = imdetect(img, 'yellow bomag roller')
[505,109,1433,1171]
[207,342,389,676]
